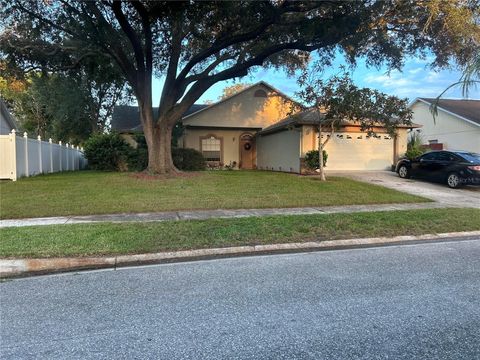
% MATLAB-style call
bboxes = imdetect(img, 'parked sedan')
[396,150,480,188]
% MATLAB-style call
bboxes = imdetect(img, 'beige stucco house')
[112,82,414,173]
[409,98,480,153]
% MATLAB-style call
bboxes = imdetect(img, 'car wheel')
[398,165,410,179]
[446,173,462,189]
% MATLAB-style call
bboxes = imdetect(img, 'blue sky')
[151,53,479,106]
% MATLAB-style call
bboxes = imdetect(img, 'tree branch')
[110,1,146,76]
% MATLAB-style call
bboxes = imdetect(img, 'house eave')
[411,98,480,128]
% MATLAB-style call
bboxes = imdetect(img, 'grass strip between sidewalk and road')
[1,208,479,258]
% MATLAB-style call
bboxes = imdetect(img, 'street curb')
[1,230,479,278]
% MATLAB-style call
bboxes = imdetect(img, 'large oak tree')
[1,0,478,173]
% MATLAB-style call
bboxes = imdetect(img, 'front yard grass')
[1,208,478,258]
[0,170,428,219]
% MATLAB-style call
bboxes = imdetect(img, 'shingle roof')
[258,109,418,136]
[258,109,323,135]
[418,98,480,126]
[0,99,18,131]
[111,104,208,132]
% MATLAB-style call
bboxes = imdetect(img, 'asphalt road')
[1,239,479,359]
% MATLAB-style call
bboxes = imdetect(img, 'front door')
[240,133,255,169]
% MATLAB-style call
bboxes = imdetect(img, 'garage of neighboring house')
[256,109,415,173]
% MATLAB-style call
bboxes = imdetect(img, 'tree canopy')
[218,83,252,100]
[1,1,478,173]
[0,58,130,143]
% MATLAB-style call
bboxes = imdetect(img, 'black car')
[395,150,480,189]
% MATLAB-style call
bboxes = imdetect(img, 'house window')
[428,139,439,144]
[201,136,221,162]
[254,89,267,98]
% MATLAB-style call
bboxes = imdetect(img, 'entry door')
[240,133,255,169]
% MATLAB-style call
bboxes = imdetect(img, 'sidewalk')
[0,202,454,228]
[2,231,479,278]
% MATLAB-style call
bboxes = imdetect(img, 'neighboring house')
[112,82,414,173]
[409,98,480,153]
[0,99,18,135]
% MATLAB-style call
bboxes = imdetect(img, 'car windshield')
[457,152,480,163]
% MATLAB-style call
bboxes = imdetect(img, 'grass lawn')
[1,208,478,258]
[0,170,428,219]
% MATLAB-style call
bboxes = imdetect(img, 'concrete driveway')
[328,170,480,208]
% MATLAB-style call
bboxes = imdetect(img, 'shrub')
[405,132,425,160]
[83,133,133,171]
[84,132,205,172]
[304,149,328,169]
[172,147,206,171]
[127,134,148,171]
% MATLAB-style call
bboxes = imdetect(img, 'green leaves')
[297,69,412,136]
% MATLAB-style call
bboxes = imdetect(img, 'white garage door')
[323,132,394,170]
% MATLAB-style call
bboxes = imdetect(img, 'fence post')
[23,132,29,177]
[66,143,69,171]
[37,135,43,174]
[59,141,62,172]
[80,147,84,169]
[76,146,79,170]
[49,138,53,173]
[71,145,74,170]
[10,129,17,181]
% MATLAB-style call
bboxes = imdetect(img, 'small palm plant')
[405,132,426,160]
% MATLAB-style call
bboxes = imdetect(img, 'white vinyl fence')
[0,130,87,181]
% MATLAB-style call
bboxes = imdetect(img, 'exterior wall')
[256,129,301,173]
[300,125,406,171]
[395,128,408,161]
[410,101,480,153]
[120,133,139,149]
[182,128,255,167]
[182,84,300,129]
[0,113,13,135]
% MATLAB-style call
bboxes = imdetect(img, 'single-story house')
[112,82,414,173]
[409,98,480,153]
[0,99,18,135]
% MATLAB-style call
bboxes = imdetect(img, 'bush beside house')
[405,132,426,160]
[304,150,328,170]
[83,133,132,171]
[83,133,205,172]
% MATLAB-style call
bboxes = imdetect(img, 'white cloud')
[408,68,423,75]
[360,67,465,100]
[364,70,413,88]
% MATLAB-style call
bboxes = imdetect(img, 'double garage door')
[323,132,394,171]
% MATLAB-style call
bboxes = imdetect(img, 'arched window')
[254,89,267,98]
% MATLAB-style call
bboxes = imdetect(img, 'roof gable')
[413,98,480,127]
[111,81,301,132]
[182,81,302,121]
[0,99,18,130]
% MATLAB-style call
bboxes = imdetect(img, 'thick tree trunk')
[141,109,179,174]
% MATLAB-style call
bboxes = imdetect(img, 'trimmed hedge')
[172,147,206,171]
